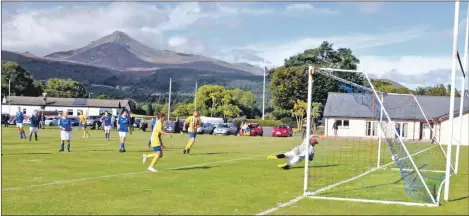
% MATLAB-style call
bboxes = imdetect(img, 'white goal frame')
[302,66,462,207]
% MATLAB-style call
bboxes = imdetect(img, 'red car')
[248,123,264,136]
[272,125,293,137]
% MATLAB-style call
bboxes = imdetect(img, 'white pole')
[195,81,198,111]
[377,93,384,168]
[445,0,460,201]
[168,78,172,121]
[8,78,11,115]
[455,2,469,175]
[262,63,266,120]
[303,66,314,195]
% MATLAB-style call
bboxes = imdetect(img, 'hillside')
[44,31,262,75]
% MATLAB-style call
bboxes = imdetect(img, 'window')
[343,120,350,127]
[77,109,83,116]
[23,109,26,114]
[366,121,378,136]
[402,123,408,138]
[67,109,73,115]
[334,120,343,127]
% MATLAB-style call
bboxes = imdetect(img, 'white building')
[323,93,469,146]
[2,96,130,117]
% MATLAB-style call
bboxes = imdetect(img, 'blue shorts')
[189,132,197,139]
[153,146,162,152]
[82,125,87,129]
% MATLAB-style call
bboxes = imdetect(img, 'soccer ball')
[391,154,399,161]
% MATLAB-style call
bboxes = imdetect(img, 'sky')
[1,1,469,90]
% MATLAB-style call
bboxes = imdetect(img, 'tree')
[311,102,323,129]
[146,103,154,116]
[371,80,410,94]
[44,78,87,98]
[1,61,43,97]
[292,100,307,130]
[270,41,363,117]
[173,104,192,117]
[414,84,461,97]
[96,94,109,99]
[196,85,225,117]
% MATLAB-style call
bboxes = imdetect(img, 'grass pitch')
[1,127,468,215]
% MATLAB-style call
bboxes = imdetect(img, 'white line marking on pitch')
[256,145,439,215]
[2,156,262,191]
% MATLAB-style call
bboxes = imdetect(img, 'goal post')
[303,66,455,207]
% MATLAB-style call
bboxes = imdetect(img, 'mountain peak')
[96,30,133,44]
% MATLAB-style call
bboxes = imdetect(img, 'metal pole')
[445,0,460,201]
[8,78,11,115]
[168,78,172,121]
[262,63,266,120]
[455,1,469,175]
[377,93,384,168]
[303,66,314,195]
[195,81,198,111]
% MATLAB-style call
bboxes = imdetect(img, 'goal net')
[303,67,453,207]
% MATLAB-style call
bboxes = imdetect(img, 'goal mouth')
[303,67,450,207]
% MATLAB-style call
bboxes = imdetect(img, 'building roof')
[323,92,469,121]
[2,96,129,109]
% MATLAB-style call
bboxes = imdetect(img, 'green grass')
[1,127,468,215]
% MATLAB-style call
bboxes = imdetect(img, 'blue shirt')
[59,117,72,131]
[101,115,112,126]
[16,112,24,123]
[29,114,40,127]
[118,115,129,132]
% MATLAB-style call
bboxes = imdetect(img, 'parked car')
[247,123,263,136]
[45,117,60,126]
[213,123,237,135]
[87,115,103,129]
[164,122,176,133]
[272,125,293,137]
[68,116,80,126]
[197,123,215,134]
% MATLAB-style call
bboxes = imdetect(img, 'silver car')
[197,123,215,134]
[213,123,237,135]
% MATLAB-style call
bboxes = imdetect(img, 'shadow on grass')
[4,152,52,155]
[170,165,219,171]
[449,196,469,202]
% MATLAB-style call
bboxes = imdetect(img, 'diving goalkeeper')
[267,137,318,169]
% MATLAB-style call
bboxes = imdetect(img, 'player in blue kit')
[100,111,112,141]
[16,107,26,139]
[58,112,72,152]
[28,110,40,141]
[117,110,130,152]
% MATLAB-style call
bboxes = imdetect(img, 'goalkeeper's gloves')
[267,155,278,160]
[308,153,314,161]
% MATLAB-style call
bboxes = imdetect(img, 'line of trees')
[1,61,88,98]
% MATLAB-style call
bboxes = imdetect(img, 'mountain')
[374,79,408,89]
[1,50,266,101]
[232,63,264,76]
[44,31,256,75]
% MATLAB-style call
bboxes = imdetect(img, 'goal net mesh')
[305,69,448,206]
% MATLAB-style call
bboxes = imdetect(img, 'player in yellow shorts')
[78,111,90,139]
[183,111,201,154]
[142,113,172,172]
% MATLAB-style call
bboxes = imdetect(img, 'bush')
[231,117,247,128]
[280,117,297,128]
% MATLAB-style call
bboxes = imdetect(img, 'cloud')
[1,2,271,56]
[357,2,385,14]
[284,3,340,15]
[242,27,429,67]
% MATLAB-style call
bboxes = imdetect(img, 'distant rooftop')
[324,92,469,121]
